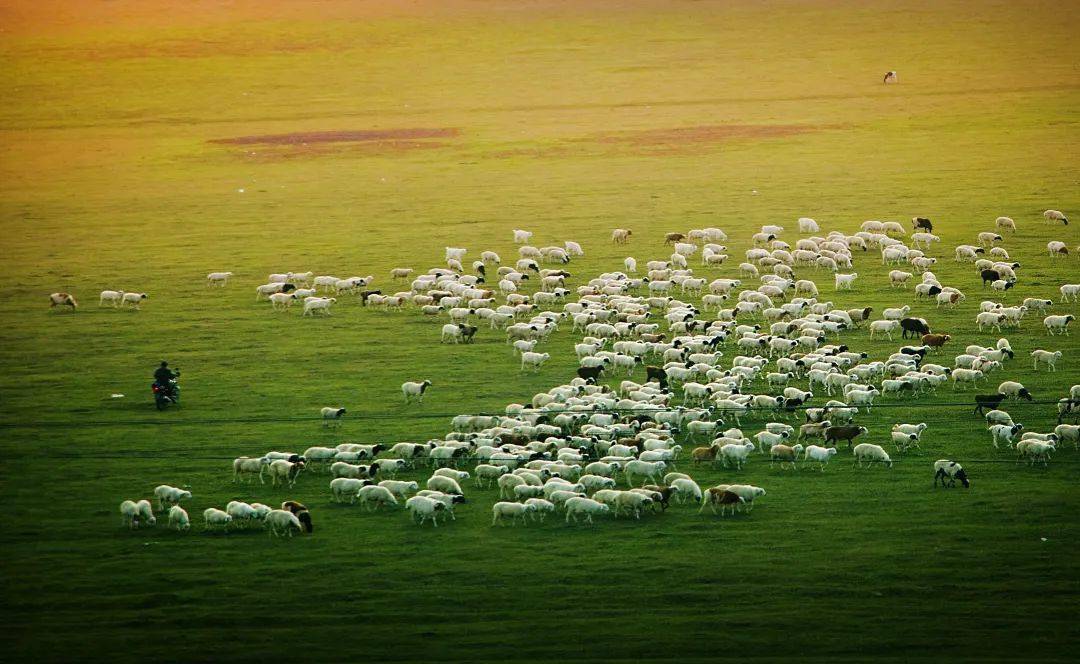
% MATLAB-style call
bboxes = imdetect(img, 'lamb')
[99,290,123,307]
[612,228,632,244]
[852,443,892,469]
[302,296,337,316]
[564,496,610,524]
[203,508,233,532]
[402,380,433,403]
[1044,315,1074,336]
[267,459,304,487]
[834,273,858,290]
[998,381,1032,401]
[119,499,156,529]
[48,292,77,310]
[153,485,192,512]
[264,509,303,537]
[268,292,296,310]
[1031,349,1062,371]
[933,460,970,488]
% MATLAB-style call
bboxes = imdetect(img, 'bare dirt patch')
[210,128,460,146]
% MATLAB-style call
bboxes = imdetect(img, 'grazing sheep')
[933,460,970,488]
[998,381,1032,401]
[267,459,305,487]
[357,485,399,511]
[48,292,77,311]
[1053,424,1080,450]
[167,505,190,530]
[119,499,156,529]
[402,380,433,403]
[264,509,303,537]
[203,508,232,532]
[1043,209,1068,225]
[852,443,892,469]
[426,475,464,495]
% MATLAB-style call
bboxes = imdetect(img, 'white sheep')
[998,381,1031,400]
[203,508,232,532]
[834,273,857,290]
[302,297,336,316]
[402,380,433,403]
[426,475,464,495]
[1043,209,1068,225]
[330,477,371,503]
[1031,349,1062,371]
[1044,315,1074,336]
[206,271,233,287]
[564,496,610,524]
[720,442,756,470]
[119,499,156,529]
[268,292,296,310]
[405,495,446,526]
[868,320,900,340]
[802,445,837,471]
[1060,284,1080,303]
[611,228,632,244]
[520,351,551,372]
[153,485,191,512]
[167,505,190,530]
[852,443,892,469]
[267,459,304,487]
[491,501,536,526]
[989,424,1023,449]
[264,509,303,537]
[357,485,399,511]
[933,460,970,488]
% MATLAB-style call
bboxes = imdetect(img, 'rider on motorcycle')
[153,361,179,399]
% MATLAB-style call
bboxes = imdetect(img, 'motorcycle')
[152,372,181,411]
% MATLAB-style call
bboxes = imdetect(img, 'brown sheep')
[49,292,78,310]
[664,232,686,244]
[798,420,832,441]
[921,333,951,349]
[691,446,718,463]
[281,500,308,515]
[770,443,804,470]
[824,425,869,449]
[641,485,676,511]
[699,487,744,516]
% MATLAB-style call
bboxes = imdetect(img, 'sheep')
[852,443,892,469]
[153,485,192,512]
[995,216,1015,232]
[998,381,1032,401]
[166,504,190,531]
[264,509,303,537]
[720,442,756,470]
[889,270,914,287]
[320,406,346,428]
[491,501,536,526]
[99,290,124,307]
[989,424,1023,449]
[232,456,270,483]
[623,459,666,486]
[520,351,551,372]
[866,319,899,340]
[769,443,804,469]
[426,475,464,495]
[564,496,610,524]
[1044,315,1074,336]
[1060,284,1080,303]
[267,459,304,487]
[802,445,837,471]
[978,232,1003,247]
[401,380,433,404]
[119,499,156,529]
[951,369,984,390]
[1043,209,1068,225]
[976,312,1006,332]
[48,292,77,310]
[665,477,701,504]
[825,425,868,449]
[1053,424,1080,450]
[699,488,745,516]
[1016,439,1055,466]
[203,508,232,532]
[329,477,371,503]
[356,485,399,511]
[403,496,445,526]
[724,484,766,511]
[1031,349,1062,372]
[834,273,858,290]
[933,460,970,488]
[302,297,336,316]
[612,228,632,244]
[753,430,790,453]
[268,292,296,310]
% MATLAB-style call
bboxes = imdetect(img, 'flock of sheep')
[105,207,1079,533]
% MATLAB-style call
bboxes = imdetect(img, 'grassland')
[1,1,1079,661]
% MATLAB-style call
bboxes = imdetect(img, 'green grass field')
[2,0,1079,661]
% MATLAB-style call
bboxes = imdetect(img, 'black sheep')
[973,393,1007,415]
[981,269,1001,286]
[900,317,931,338]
